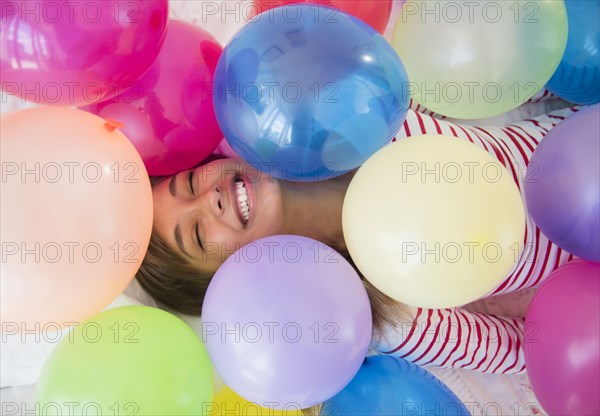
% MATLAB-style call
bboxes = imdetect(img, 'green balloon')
[37,306,214,415]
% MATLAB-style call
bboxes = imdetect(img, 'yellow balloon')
[208,387,303,416]
[392,0,567,119]
[342,135,525,308]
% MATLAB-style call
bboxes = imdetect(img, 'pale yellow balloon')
[209,387,303,416]
[342,135,525,308]
[1,107,153,328]
[392,0,567,119]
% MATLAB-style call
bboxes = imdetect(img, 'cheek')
[209,223,279,259]
[255,218,283,238]
[254,178,285,232]
[208,228,248,255]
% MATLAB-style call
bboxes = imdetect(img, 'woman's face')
[153,158,285,273]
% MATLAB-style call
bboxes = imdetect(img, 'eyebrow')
[169,174,177,197]
[174,224,192,259]
[171,174,189,258]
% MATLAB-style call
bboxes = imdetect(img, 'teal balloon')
[213,4,409,181]
[546,0,599,104]
[320,356,471,416]
[36,306,214,416]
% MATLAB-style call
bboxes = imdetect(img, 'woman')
[136,103,578,376]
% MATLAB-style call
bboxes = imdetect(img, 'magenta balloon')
[525,104,600,262]
[84,20,223,176]
[0,1,168,106]
[524,259,600,416]
[201,235,372,409]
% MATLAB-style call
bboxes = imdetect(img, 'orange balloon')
[252,0,393,34]
[1,107,153,329]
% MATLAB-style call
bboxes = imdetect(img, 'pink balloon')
[84,20,223,176]
[0,1,168,106]
[524,259,600,416]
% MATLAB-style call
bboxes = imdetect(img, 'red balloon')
[252,0,392,34]
[524,259,600,416]
[83,20,223,176]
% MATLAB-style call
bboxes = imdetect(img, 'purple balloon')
[525,104,600,262]
[524,259,600,416]
[83,20,224,176]
[201,235,372,409]
[0,0,168,106]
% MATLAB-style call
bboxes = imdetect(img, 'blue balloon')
[320,355,471,416]
[213,5,409,181]
[546,0,599,104]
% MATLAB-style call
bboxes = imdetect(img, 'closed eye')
[195,221,204,251]
[188,170,194,196]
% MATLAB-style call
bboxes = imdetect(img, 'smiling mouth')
[233,173,250,226]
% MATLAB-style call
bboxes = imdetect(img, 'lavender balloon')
[201,235,372,409]
[525,104,600,262]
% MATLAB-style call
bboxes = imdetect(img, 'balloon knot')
[104,119,125,132]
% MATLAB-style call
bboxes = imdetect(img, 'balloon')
[0,0,168,106]
[546,0,600,104]
[83,20,223,176]
[525,104,600,262]
[37,306,214,415]
[0,107,153,328]
[392,0,567,119]
[209,387,302,416]
[201,235,372,409]
[251,1,393,34]
[321,355,471,416]
[524,259,600,416]
[213,4,409,181]
[343,135,525,309]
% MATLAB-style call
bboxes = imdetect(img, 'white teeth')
[235,180,250,222]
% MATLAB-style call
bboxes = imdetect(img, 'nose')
[194,183,224,218]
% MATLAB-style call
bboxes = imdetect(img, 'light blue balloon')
[213,5,409,181]
[320,355,471,416]
[546,0,599,104]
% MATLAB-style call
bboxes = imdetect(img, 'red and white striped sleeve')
[377,306,527,374]
[376,106,581,374]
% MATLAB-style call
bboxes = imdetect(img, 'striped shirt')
[375,104,579,374]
